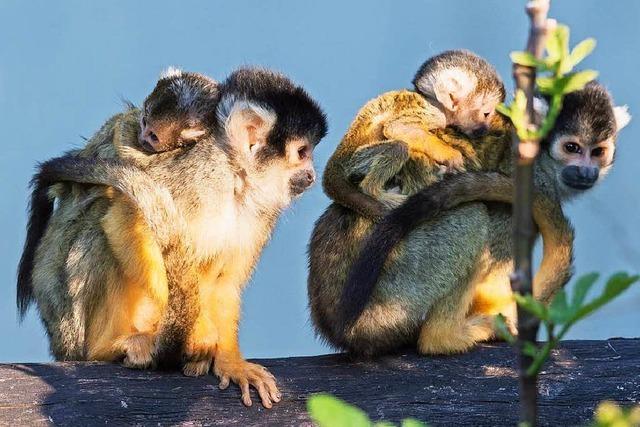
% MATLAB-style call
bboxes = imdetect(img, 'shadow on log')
[0,339,638,426]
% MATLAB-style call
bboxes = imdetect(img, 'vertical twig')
[511,1,553,425]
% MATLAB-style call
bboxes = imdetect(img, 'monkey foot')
[118,332,155,369]
[213,356,281,408]
[182,331,217,377]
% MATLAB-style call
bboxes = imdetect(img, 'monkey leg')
[91,202,167,368]
[181,277,219,377]
[349,140,410,209]
[343,203,491,356]
[417,252,495,355]
[205,265,280,409]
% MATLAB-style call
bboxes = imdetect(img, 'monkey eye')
[298,145,309,160]
[564,142,582,154]
[591,147,604,157]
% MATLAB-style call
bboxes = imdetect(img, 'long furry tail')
[336,172,513,333]
[16,177,55,319]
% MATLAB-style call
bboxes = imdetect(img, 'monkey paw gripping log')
[214,356,281,408]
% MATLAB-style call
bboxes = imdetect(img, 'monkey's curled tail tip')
[336,219,405,335]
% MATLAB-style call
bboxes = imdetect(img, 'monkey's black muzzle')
[561,165,599,190]
[289,169,316,196]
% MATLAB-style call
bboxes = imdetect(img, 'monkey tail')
[337,172,511,333]
[16,176,55,319]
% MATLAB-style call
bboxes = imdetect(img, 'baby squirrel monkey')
[136,67,219,153]
[323,50,506,219]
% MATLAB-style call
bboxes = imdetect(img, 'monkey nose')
[306,170,316,185]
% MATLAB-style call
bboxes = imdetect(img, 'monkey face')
[544,81,630,198]
[449,91,503,138]
[138,113,207,153]
[550,133,615,193]
[138,69,218,153]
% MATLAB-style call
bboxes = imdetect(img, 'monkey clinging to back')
[18,67,327,409]
[309,81,629,357]
[323,49,507,219]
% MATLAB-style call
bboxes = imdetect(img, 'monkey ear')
[614,105,631,131]
[432,69,477,112]
[218,96,276,155]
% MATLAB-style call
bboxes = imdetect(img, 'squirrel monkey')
[309,81,630,356]
[323,50,506,219]
[18,68,327,408]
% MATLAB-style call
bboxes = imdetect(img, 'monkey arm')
[383,116,465,170]
[323,141,410,219]
[339,171,574,328]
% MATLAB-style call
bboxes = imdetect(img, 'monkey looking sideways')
[18,68,327,408]
[322,50,507,220]
[310,81,630,357]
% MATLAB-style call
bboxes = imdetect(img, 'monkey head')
[413,50,506,138]
[543,81,630,198]
[139,68,219,153]
[215,68,328,208]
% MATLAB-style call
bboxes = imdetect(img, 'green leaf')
[561,70,599,94]
[401,419,428,427]
[494,314,516,344]
[511,51,541,67]
[536,76,556,95]
[496,103,512,118]
[307,394,371,427]
[569,273,639,324]
[570,272,599,309]
[549,290,571,324]
[567,38,596,70]
[546,24,570,62]
[374,422,395,427]
[522,341,539,358]
[514,293,549,321]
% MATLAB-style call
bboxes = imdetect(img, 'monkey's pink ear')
[218,96,276,155]
[432,68,477,112]
[614,105,631,131]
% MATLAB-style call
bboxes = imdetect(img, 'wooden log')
[0,339,638,426]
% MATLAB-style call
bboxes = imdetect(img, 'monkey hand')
[214,354,281,408]
[437,150,466,173]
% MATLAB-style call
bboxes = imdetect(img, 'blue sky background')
[1,0,638,362]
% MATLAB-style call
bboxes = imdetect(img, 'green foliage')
[591,401,640,427]
[495,273,639,377]
[307,394,428,427]
[499,24,598,141]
